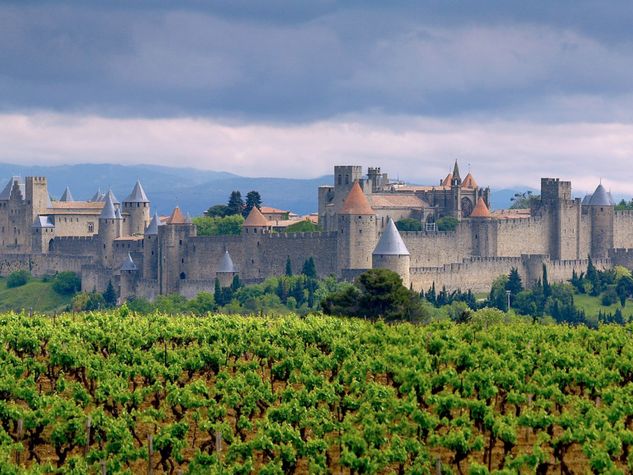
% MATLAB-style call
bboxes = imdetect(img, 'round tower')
[242,206,270,235]
[123,180,151,235]
[372,217,410,288]
[589,184,614,259]
[469,196,493,257]
[337,180,377,276]
[98,193,119,267]
[119,253,138,303]
[216,250,238,287]
[158,207,195,295]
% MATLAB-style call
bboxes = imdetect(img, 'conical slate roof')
[340,181,375,215]
[115,207,122,219]
[100,192,117,219]
[462,172,478,189]
[0,177,22,201]
[145,212,161,235]
[60,186,74,202]
[105,189,120,205]
[608,191,615,205]
[124,180,149,203]
[373,217,409,256]
[167,207,186,224]
[589,184,612,206]
[581,194,592,205]
[243,206,269,226]
[184,212,193,224]
[470,197,491,218]
[217,250,237,273]
[90,188,105,202]
[120,253,137,271]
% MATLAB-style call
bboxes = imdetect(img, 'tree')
[396,218,422,232]
[356,269,413,320]
[506,268,523,296]
[542,264,551,299]
[102,280,117,308]
[231,274,242,292]
[205,204,230,218]
[7,270,30,288]
[227,191,244,216]
[510,190,540,209]
[489,275,509,311]
[188,292,216,314]
[616,275,633,307]
[192,215,244,236]
[214,278,223,307]
[302,257,317,279]
[285,220,321,233]
[52,271,81,295]
[436,216,459,232]
[285,256,293,276]
[243,191,262,218]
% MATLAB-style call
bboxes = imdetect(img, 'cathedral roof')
[441,173,453,186]
[166,206,187,224]
[462,173,478,189]
[145,212,161,235]
[452,160,461,182]
[120,253,138,272]
[589,184,612,206]
[124,180,149,203]
[217,250,237,273]
[340,181,375,215]
[243,206,269,226]
[470,197,492,218]
[373,217,410,256]
[59,186,74,202]
[100,193,117,219]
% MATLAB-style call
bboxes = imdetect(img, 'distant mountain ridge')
[0,163,611,216]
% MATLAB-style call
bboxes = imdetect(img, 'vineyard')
[1,311,633,474]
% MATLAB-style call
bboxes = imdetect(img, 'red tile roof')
[462,172,478,189]
[340,181,375,215]
[243,206,269,226]
[469,197,491,218]
[167,207,186,224]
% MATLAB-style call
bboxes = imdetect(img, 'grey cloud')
[2,2,633,121]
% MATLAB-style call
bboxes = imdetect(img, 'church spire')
[451,160,462,186]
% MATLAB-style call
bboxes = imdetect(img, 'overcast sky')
[2,1,633,194]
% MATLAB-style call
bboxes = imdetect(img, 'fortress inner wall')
[494,217,549,256]
[402,225,473,267]
[614,211,633,249]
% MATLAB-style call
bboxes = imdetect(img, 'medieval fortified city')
[2,161,631,301]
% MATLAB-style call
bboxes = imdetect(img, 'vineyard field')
[1,311,633,474]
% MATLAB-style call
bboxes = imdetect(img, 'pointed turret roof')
[217,250,237,273]
[184,212,193,224]
[462,172,478,189]
[166,206,186,224]
[581,194,592,205]
[124,180,150,203]
[90,188,105,202]
[608,191,615,205]
[452,160,461,182]
[115,207,122,219]
[100,192,117,219]
[243,206,269,226]
[340,181,375,215]
[469,197,491,218]
[373,217,409,256]
[589,184,612,206]
[120,253,138,271]
[60,186,74,202]
[145,212,161,235]
[105,188,120,205]
[0,177,20,201]
[33,216,54,228]
[441,173,453,187]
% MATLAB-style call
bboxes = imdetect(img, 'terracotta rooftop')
[469,197,491,218]
[340,181,375,215]
[491,209,532,220]
[462,172,478,189]
[50,201,105,210]
[260,206,289,214]
[369,194,430,209]
[441,173,453,186]
[166,207,186,224]
[243,206,269,226]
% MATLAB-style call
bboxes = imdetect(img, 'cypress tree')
[506,267,523,295]
[301,257,317,279]
[214,278,223,306]
[227,191,244,216]
[243,191,262,218]
[102,280,117,308]
[285,256,293,276]
[542,264,551,298]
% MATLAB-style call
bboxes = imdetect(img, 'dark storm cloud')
[2,1,633,121]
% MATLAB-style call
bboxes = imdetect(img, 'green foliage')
[301,257,317,279]
[284,220,321,233]
[436,215,459,232]
[6,270,30,289]
[395,218,422,232]
[227,190,244,216]
[285,257,293,276]
[205,204,230,218]
[615,198,633,210]
[243,190,262,218]
[72,291,105,311]
[510,190,540,209]
[102,281,117,308]
[506,267,523,295]
[192,215,244,236]
[52,271,81,295]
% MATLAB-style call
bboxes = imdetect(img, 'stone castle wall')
[614,211,633,249]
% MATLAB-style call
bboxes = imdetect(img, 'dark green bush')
[52,271,81,295]
[7,270,30,288]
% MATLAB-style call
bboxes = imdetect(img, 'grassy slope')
[574,293,633,319]
[0,278,72,313]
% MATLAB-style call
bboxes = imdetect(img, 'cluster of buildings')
[1,162,632,301]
